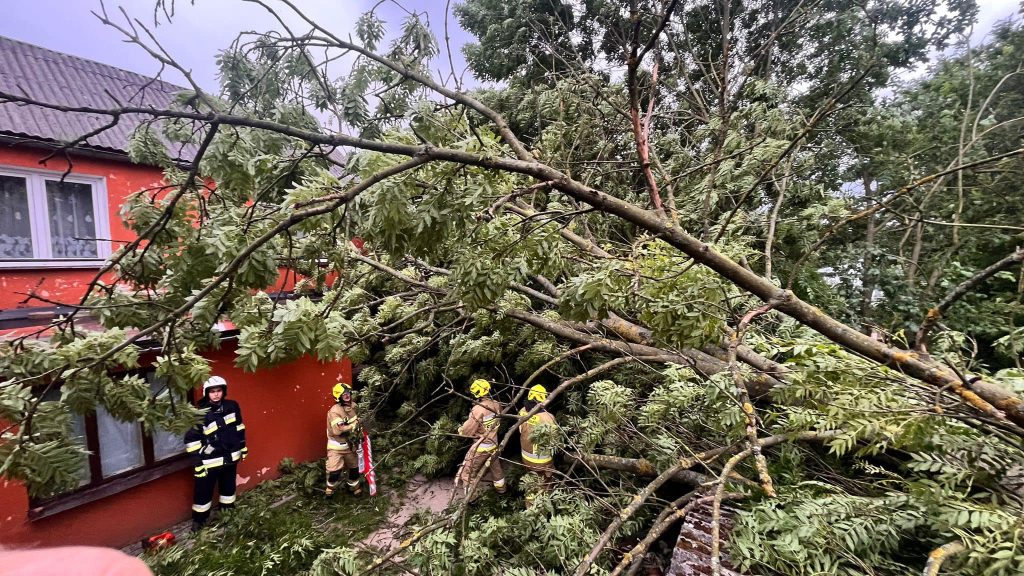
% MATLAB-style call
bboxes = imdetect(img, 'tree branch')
[915,247,1024,352]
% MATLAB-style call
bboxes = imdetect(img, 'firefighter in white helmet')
[519,384,558,507]
[456,378,506,500]
[326,380,362,497]
[185,375,248,532]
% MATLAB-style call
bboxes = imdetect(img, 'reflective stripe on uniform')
[231,451,242,462]
[522,450,553,464]
[202,456,225,468]
[219,494,236,504]
[327,439,348,450]
[185,441,202,453]
[476,442,497,452]
[192,501,212,513]
[346,479,360,487]
[223,412,237,424]
[203,421,219,435]
[482,414,498,429]
[493,478,506,488]
[330,418,345,427]
[236,423,245,431]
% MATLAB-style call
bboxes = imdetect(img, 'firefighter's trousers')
[457,439,506,497]
[523,461,555,507]
[326,449,359,494]
[192,463,237,523]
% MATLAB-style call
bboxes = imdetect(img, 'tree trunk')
[860,173,878,333]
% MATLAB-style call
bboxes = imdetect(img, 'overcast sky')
[0,0,474,90]
[0,0,1020,92]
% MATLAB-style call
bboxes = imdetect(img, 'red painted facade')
[0,146,349,547]
[0,345,349,547]
[0,147,148,309]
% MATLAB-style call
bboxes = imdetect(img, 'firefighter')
[519,384,558,507]
[456,378,506,500]
[326,381,362,497]
[184,375,247,532]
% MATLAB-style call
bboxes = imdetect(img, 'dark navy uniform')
[184,397,247,526]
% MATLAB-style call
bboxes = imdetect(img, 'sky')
[0,0,475,90]
[0,0,1020,93]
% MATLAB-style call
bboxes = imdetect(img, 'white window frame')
[0,165,111,268]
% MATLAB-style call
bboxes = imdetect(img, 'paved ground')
[362,475,455,552]
[121,477,452,560]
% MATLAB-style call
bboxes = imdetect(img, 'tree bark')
[565,453,710,486]
[6,91,1022,428]
[915,248,1024,352]
[860,173,878,333]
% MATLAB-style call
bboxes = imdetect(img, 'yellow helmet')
[332,382,352,400]
[469,378,491,398]
[527,384,548,403]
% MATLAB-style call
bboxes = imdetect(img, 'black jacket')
[184,398,247,469]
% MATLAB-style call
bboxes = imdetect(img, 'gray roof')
[0,35,190,160]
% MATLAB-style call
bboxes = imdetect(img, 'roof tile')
[0,35,189,159]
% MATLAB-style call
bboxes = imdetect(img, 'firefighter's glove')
[194,465,208,478]
[240,446,249,460]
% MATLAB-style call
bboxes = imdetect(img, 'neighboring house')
[0,36,347,548]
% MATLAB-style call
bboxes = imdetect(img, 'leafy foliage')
[145,460,390,576]
[3,2,1024,575]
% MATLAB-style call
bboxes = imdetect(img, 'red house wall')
[0,342,350,548]
[0,146,354,548]
[0,147,161,310]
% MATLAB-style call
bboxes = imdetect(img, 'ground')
[129,459,734,575]
[131,460,459,575]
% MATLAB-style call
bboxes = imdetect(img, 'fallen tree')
[2,1,1024,575]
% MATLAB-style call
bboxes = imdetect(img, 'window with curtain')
[0,167,109,263]
[45,180,98,258]
[31,368,190,505]
[0,174,33,259]
[149,373,186,461]
[96,408,145,477]
[39,387,91,493]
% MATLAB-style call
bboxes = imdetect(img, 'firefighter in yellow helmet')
[326,380,362,497]
[519,384,558,507]
[456,378,507,500]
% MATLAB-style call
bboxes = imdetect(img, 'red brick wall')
[0,342,350,548]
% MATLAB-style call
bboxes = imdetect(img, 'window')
[0,166,111,266]
[30,371,190,516]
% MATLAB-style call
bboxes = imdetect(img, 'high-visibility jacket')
[185,399,247,471]
[459,398,501,449]
[518,409,557,466]
[327,402,359,454]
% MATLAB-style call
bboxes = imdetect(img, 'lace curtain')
[0,175,33,259]
[45,180,97,258]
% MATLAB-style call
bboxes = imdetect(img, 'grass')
[144,459,393,576]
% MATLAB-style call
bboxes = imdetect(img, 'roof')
[0,35,191,160]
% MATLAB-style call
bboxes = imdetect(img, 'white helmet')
[203,375,227,395]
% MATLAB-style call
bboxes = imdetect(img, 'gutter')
[0,133,192,168]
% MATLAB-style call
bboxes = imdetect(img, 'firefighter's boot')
[347,468,362,496]
[326,470,341,499]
